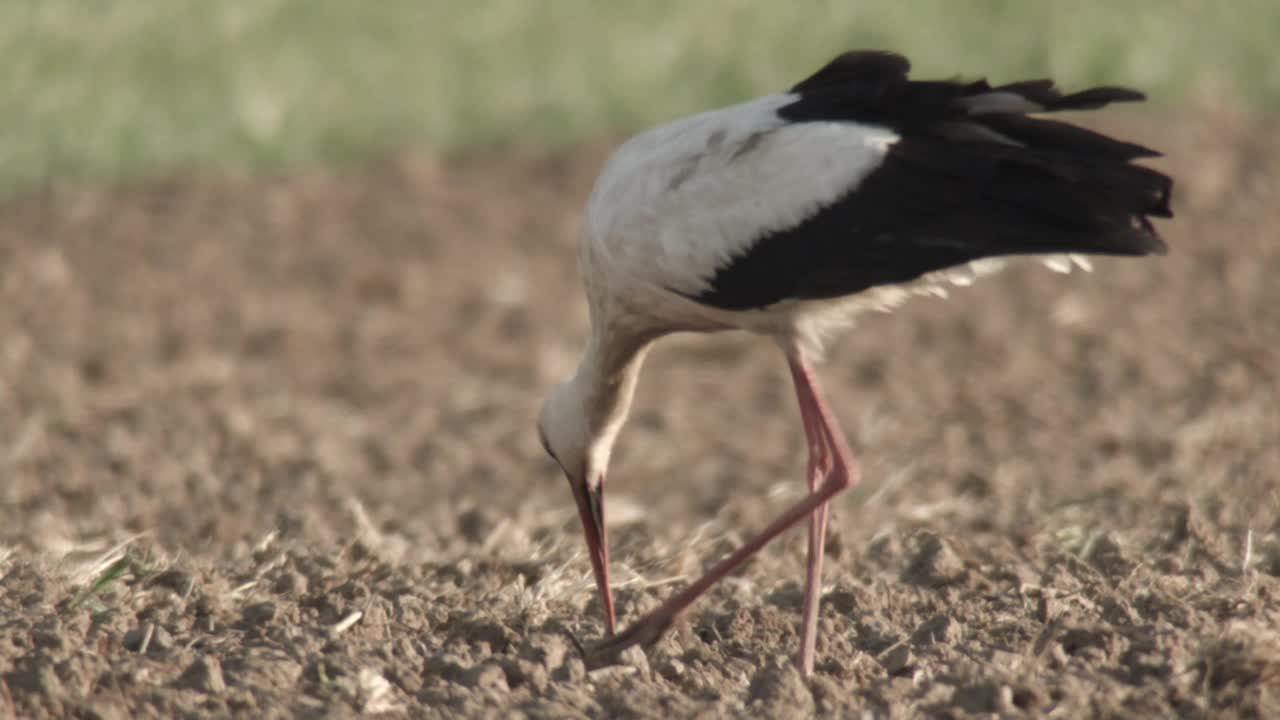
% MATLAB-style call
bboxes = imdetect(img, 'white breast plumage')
[583,93,898,301]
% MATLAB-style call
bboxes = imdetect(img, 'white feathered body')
[537,49,1172,513]
[576,93,1091,355]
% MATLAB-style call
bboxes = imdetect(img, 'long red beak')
[569,476,615,635]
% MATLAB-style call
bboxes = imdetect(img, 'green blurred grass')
[2,1,1276,196]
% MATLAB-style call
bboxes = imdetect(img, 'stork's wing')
[683,51,1173,311]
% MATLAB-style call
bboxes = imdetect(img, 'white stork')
[536,50,1173,676]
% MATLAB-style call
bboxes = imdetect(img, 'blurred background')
[3,0,1277,197]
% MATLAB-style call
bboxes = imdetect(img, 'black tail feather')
[789,50,911,94]
[1049,85,1146,110]
[980,115,1162,161]
[985,80,1147,112]
[779,49,1175,250]
[695,51,1176,310]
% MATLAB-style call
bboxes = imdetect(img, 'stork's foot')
[581,614,674,671]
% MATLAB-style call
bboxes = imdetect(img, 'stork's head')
[537,378,616,633]
[536,379,592,484]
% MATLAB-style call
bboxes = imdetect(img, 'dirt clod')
[949,681,1013,715]
[910,614,961,647]
[240,602,278,628]
[618,645,652,680]
[179,656,228,695]
[878,643,913,675]
[747,660,815,717]
[464,662,510,693]
[900,532,967,588]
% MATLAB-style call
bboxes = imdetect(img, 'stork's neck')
[566,324,654,477]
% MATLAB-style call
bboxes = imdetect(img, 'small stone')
[5,656,62,696]
[457,508,496,544]
[241,602,278,628]
[180,656,228,694]
[272,570,308,596]
[554,657,586,683]
[910,614,961,647]
[618,645,651,680]
[519,632,571,671]
[150,569,195,594]
[809,673,863,717]
[425,652,471,683]
[878,643,913,675]
[31,626,66,652]
[149,624,174,652]
[498,658,549,693]
[747,660,815,716]
[122,627,146,652]
[951,681,1005,714]
[1155,501,1192,550]
[1059,627,1111,657]
[465,662,509,693]
[1258,534,1280,577]
[122,624,171,654]
[1083,532,1129,577]
[901,532,967,587]
[657,656,686,682]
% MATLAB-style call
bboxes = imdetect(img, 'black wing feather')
[695,51,1174,311]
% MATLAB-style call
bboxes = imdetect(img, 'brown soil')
[1,111,1278,718]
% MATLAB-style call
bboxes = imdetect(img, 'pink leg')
[790,354,837,676]
[584,350,858,676]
